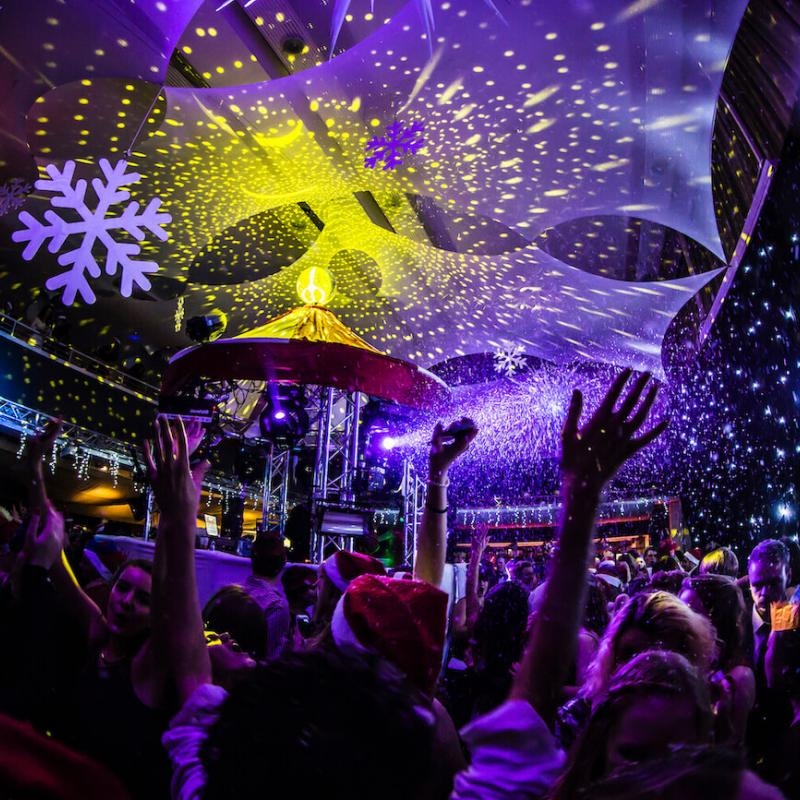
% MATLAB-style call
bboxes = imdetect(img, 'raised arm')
[510,370,667,726]
[146,416,211,706]
[24,421,104,641]
[414,418,477,587]
[465,524,489,630]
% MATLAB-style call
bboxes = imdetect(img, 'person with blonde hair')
[582,590,717,702]
[551,650,714,800]
[700,547,740,579]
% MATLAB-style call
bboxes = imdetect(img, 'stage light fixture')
[259,383,309,445]
[186,311,227,343]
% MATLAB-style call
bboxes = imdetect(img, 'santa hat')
[331,574,448,695]
[322,551,385,593]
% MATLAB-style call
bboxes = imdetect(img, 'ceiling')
[0,0,781,379]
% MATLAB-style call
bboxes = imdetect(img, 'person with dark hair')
[470,581,531,717]
[149,419,441,800]
[243,533,290,659]
[700,546,740,579]
[18,421,180,798]
[649,569,687,595]
[203,585,267,659]
[680,573,755,747]
[747,538,793,782]
[764,607,800,798]
[280,563,318,649]
[186,651,435,800]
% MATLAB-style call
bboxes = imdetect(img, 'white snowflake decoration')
[364,120,425,171]
[0,178,32,216]
[12,159,171,306]
[493,342,528,377]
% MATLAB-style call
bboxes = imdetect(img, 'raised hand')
[144,416,206,525]
[561,369,668,493]
[471,523,489,559]
[25,502,65,570]
[429,417,478,481]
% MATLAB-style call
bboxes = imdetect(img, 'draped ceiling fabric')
[0,0,755,378]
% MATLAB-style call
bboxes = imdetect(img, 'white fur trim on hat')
[323,554,349,593]
[330,595,372,655]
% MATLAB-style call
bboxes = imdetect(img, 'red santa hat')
[331,574,448,695]
[322,550,386,593]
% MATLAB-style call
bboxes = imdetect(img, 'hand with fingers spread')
[144,416,207,526]
[25,503,65,570]
[561,369,668,493]
[429,417,478,482]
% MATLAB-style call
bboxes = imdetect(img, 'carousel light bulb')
[296,266,334,306]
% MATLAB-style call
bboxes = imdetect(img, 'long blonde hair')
[583,591,716,701]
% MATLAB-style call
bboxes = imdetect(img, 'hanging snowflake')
[493,342,528,377]
[0,178,33,217]
[364,120,425,171]
[12,159,172,306]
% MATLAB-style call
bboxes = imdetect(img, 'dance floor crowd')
[0,372,797,799]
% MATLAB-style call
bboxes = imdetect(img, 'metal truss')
[400,458,425,568]
[260,444,292,537]
[309,387,364,562]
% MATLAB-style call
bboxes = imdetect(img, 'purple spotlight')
[273,410,287,420]
[379,435,397,451]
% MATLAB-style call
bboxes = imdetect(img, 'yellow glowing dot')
[365,12,374,21]
[208,27,218,37]
[234,59,243,69]
[78,98,89,105]
[309,99,320,112]
[117,38,128,47]
[183,45,193,55]
[73,114,84,121]
[472,65,484,73]
[545,32,557,40]
[195,27,206,37]
[275,11,285,22]
[297,266,335,306]
[596,44,610,52]
[80,78,92,86]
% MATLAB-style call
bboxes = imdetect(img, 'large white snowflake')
[364,120,425,171]
[0,178,32,217]
[493,342,528,377]
[12,158,171,305]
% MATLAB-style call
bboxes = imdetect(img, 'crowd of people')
[0,370,798,798]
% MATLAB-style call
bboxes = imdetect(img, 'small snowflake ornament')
[364,119,425,171]
[12,158,171,306]
[493,342,528,377]
[0,178,32,216]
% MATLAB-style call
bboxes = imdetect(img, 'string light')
[15,423,29,460]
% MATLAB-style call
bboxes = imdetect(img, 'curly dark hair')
[201,649,434,800]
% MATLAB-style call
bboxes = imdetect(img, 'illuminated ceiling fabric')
[0,0,749,376]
